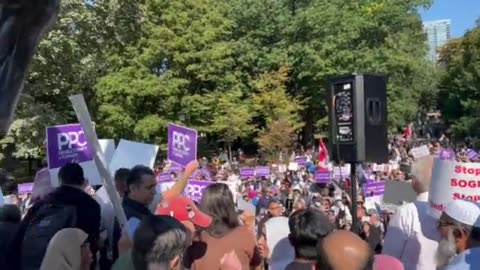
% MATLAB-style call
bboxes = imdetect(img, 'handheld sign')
[69,94,127,229]
[428,158,480,218]
[167,123,198,167]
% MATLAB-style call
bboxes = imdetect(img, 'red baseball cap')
[155,196,212,228]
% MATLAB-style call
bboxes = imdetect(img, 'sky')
[419,0,480,37]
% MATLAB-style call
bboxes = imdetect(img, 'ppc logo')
[186,184,205,201]
[57,131,87,150]
[172,131,190,152]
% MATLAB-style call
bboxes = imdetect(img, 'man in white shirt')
[383,155,440,270]
[437,199,480,270]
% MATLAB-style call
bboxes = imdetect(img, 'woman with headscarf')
[40,228,92,270]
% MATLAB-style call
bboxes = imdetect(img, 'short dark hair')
[127,165,155,187]
[132,215,190,270]
[114,168,130,183]
[58,163,85,186]
[316,238,374,270]
[288,208,334,260]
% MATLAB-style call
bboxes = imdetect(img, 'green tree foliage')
[1,0,438,162]
[438,22,480,138]
[253,66,303,156]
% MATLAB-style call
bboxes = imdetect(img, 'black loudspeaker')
[327,74,388,163]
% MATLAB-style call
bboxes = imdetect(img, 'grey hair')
[147,226,191,268]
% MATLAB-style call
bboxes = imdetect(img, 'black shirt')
[122,196,153,221]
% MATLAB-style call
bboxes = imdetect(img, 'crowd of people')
[0,134,480,270]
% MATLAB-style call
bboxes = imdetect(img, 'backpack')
[20,203,77,270]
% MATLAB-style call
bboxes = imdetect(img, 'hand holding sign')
[162,160,199,201]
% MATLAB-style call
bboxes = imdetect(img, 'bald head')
[317,230,373,270]
[411,155,434,193]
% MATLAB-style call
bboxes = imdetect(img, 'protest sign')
[157,172,171,182]
[428,158,480,218]
[46,123,102,186]
[294,156,307,167]
[288,162,299,171]
[240,167,255,178]
[315,171,330,184]
[157,180,213,202]
[46,124,92,169]
[167,123,197,167]
[439,148,455,160]
[255,166,270,177]
[363,181,385,203]
[109,139,159,175]
[332,164,350,180]
[411,145,430,159]
[70,94,127,229]
[383,181,417,205]
[17,183,34,195]
[99,139,116,166]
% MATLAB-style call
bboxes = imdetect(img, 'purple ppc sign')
[240,167,255,178]
[315,171,330,184]
[169,163,183,172]
[157,172,171,182]
[363,181,386,198]
[46,124,92,169]
[255,166,270,177]
[439,148,455,160]
[167,123,198,167]
[294,156,307,167]
[17,183,34,195]
[185,180,213,202]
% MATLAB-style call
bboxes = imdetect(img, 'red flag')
[318,137,329,171]
[403,122,413,139]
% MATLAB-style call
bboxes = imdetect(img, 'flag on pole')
[318,137,329,171]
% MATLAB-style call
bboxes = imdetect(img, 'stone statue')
[0,0,59,136]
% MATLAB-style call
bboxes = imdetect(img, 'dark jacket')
[8,185,101,269]
[0,221,20,267]
[122,196,154,221]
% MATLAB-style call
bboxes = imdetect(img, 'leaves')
[1,0,438,162]
[438,24,480,138]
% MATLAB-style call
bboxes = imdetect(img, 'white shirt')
[383,192,440,270]
[445,247,480,270]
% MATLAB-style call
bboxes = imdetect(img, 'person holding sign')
[436,199,480,270]
[383,156,439,270]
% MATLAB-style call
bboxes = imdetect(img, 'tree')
[95,0,239,146]
[0,0,112,161]
[252,66,304,157]
[209,89,255,160]
[438,22,480,138]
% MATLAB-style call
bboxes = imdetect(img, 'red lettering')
[451,178,457,186]
[452,193,480,202]
[450,179,480,188]
[454,166,480,176]
[430,201,444,211]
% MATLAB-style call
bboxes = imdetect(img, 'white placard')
[99,139,116,167]
[428,158,480,218]
[109,139,159,175]
[411,145,430,159]
[288,162,298,171]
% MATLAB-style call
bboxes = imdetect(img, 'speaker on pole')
[327,74,388,164]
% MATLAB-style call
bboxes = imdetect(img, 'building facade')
[423,19,452,62]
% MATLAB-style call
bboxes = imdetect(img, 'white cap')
[444,199,480,227]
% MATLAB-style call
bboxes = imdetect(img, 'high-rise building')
[423,19,452,62]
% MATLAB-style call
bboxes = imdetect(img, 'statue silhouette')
[0,0,59,136]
